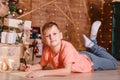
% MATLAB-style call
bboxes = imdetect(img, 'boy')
[25,21,118,78]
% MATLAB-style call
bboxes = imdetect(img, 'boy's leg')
[89,44,115,59]
[83,34,117,59]
[83,35,118,70]
[83,20,101,46]
[80,51,118,70]
[82,21,118,70]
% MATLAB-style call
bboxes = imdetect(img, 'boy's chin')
[50,43,59,48]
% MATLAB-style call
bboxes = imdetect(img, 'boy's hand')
[26,71,44,78]
[20,64,32,71]
[25,64,32,71]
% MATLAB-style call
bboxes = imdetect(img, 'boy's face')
[43,25,63,48]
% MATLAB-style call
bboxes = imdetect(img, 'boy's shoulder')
[61,40,74,47]
[61,40,77,53]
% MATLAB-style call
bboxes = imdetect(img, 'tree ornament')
[9,0,19,4]
[11,11,16,17]
[17,8,24,15]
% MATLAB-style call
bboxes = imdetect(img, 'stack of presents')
[0,18,42,72]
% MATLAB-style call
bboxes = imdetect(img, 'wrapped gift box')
[3,18,23,28]
[0,44,24,71]
[3,18,32,29]
[1,31,17,44]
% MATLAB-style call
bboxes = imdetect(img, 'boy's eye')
[45,35,49,37]
[53,33,57,35]
[44,32,58,37]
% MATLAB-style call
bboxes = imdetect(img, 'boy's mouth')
[51,40,56,43]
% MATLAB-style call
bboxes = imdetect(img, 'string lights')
[89,0,113,53]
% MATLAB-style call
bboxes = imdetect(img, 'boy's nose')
[49,34,54,40]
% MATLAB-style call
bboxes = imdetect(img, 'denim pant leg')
[80,45,118,70]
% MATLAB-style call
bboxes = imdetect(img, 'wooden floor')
[0,62,120,80]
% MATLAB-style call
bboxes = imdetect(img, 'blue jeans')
[80,40,118,70]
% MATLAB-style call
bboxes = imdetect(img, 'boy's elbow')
[67,71,71,74]
[65,69,71,75]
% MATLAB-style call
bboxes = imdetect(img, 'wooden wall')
[18,0,113,52]
[16,0,32,20]
[30,0,92,51]
[88,0,113,53]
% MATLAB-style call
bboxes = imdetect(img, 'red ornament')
[12,12,16,17]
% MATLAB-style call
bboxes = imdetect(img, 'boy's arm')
[26,63,72,78]
[42,63,72,76]
[25,63,43,71]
